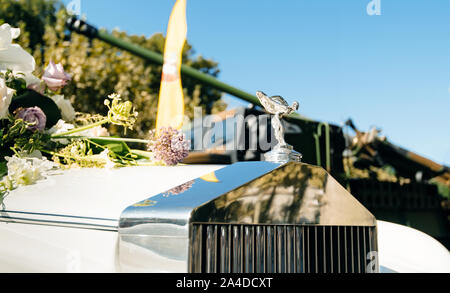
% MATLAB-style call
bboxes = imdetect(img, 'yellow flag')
[156,0,187,130]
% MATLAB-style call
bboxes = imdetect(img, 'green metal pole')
[99,31,263,102]
[66,17,308,121]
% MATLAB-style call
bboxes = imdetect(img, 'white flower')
[0,24,35,74]
[51,95,76,122]
[91,126,109,137]
[3,155,57,186]
[98,149,116,169]
[0,77,14,119]
[79,126,109,137]
[47,119,75,134]
[47,119,75,145]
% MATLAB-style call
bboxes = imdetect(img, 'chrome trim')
[0,210,118,231]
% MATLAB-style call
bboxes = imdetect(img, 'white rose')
[51,95,76,122]
[0,77,14,119]
[0,24,35,73]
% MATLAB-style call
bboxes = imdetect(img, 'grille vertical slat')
[351,227,355,273]
[307,227,311,273]
[255,226,265,273]
[344,227,348,273]
[277,226,286,273]
[363,229,367,272]
[244,226,254,273]
[232,225,242,273]
[301,226,305,273]
[286,226,295,273]
[266,226,276,273]
[294,226,303,273]
[219,225,229,273]
[357,227,361,273]
[205,225,217,273]
[337,226,341,273]
[190,224,378,273]
[329,226,333,273]
[323,227,326,273]
[314,226,319,273]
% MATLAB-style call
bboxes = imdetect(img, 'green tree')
[0,0,226,138]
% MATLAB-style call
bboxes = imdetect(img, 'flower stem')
[51,119,108,137]
[130,149,153,159]
[41,149,75,160]
[52,135,150,144]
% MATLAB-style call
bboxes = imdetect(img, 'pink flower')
[147,127,190,166]
[163,180,194,197]
[42,60,71,91]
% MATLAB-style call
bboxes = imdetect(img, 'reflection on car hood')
[0,165,225,229]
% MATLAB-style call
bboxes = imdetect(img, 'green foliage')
[90,138,131,157]
[0,161,6,178]
[0,117,51,155]
[0,70,27,97]
[434,181,450,199]
[0,0,227,139]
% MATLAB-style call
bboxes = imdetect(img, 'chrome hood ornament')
[256,91,302,163]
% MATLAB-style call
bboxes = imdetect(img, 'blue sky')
[62,0,450,165]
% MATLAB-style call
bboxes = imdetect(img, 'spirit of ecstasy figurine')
[256,91,302,163]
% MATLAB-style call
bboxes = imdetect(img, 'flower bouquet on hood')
[0,23,189,197]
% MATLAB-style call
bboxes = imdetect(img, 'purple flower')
[14,107,47,131]
[163,180,194,197]
[42,60,71,91]
[148,127,190,166]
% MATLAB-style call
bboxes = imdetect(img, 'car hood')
[0,165,224,230]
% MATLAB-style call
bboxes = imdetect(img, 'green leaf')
[89,137,131,156]
[7,78,27,96]
[9,89,62,128]
[0,161,7,179]
[130,149,153,160]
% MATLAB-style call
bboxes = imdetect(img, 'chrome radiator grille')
[189,224,378,273]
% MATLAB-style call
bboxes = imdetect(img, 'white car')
[0,161,449,273]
